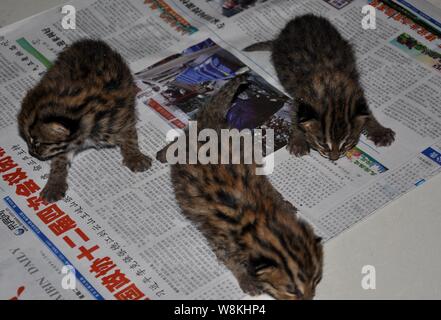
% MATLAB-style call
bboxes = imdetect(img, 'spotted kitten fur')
[244,14,395,161]
[18,39,151,202]
[157,76,323,300]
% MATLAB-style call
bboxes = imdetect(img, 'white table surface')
[1,0,440,299]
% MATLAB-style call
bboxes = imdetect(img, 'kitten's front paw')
[287,137,310,157]
[367,127,395,147]
[40,181,68,203]
[124,153,152,172]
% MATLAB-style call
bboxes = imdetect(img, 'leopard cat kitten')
[18,39,151,202]
[156,76,323,300]
[244,14,395,161]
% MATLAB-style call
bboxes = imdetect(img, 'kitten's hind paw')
[40,181,68,203]
[124,153,152,172]
[367,127,395,147]
[287,137,310,157]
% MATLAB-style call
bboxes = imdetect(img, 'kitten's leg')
[287,110,310,156]
[287,128,310,156]
[40,153,71,203]
[118,126,152,172]
[364,115,395,147]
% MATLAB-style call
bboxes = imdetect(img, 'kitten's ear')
[42,116,79,139]
[297,102,320,132]
[250,256,277,276]
[46,122,70,138]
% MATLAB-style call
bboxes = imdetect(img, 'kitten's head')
[18,107,79,161]
[296,96,369,161]
[249,220,323,300]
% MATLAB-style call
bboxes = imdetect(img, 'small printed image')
[205,0,268,18]
[143,0,198,34]
[346,147,388,175]
[422,147,441,166]
[390,33,441,73]
[370,0,441,42]
[135,38,292,152]
[322,0,353,10]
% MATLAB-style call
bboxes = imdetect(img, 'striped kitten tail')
[155,73,248,163]
[196,73,249,131]
[243,41,273,52]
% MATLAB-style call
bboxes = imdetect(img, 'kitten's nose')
[329,152,339,161]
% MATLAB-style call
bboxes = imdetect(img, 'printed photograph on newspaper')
[135,38,293,152]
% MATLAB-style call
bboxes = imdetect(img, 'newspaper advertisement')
[0,0,441,299]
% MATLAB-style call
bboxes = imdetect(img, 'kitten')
[244,14,395,160]
[156,75,323,300]
[18,39,151,202]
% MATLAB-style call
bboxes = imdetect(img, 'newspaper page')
[0,0,441,299]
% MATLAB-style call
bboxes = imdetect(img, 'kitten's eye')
[342,141,355,152]
[339,140,351,152]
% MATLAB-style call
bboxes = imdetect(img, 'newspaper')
[1,0,441,300]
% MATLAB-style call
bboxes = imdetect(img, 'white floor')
[1,0,440,299]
